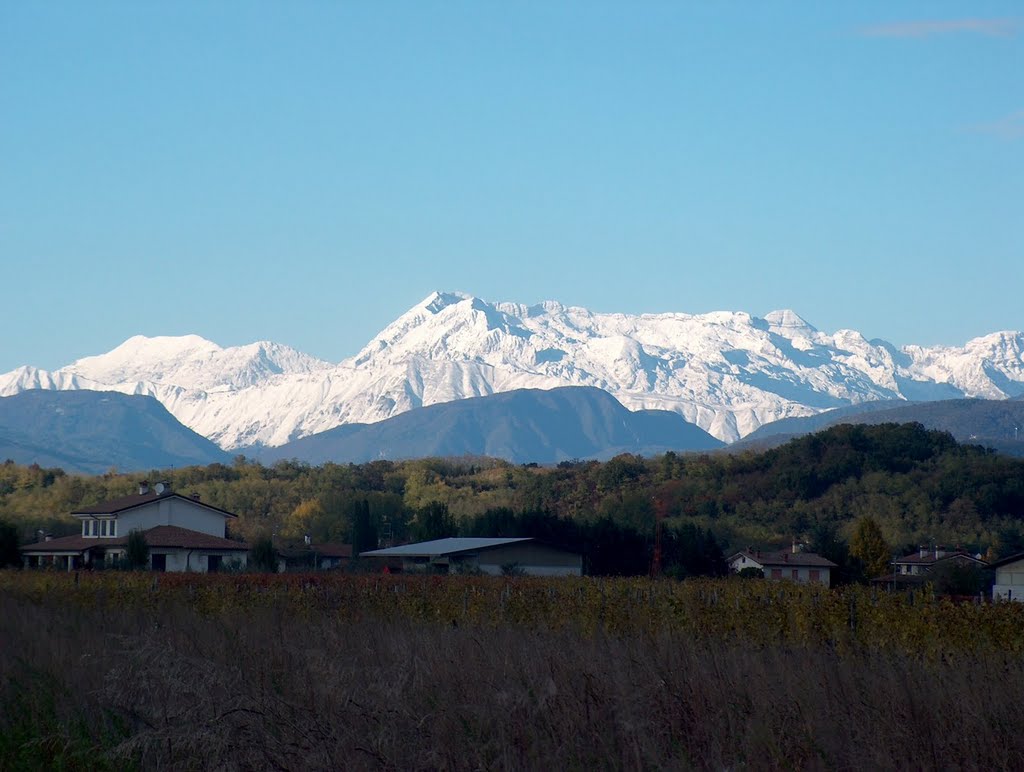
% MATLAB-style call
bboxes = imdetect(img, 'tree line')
[2,422,1024,576]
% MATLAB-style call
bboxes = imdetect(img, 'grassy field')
[2,572,1023,770]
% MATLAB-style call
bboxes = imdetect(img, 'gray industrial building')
[361,537,582,576]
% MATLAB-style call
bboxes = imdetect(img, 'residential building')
[727,546,836,586]
[989,552,1024,601]
[894,546,985,577]
[873,546,987,587]
[21,480,248,572]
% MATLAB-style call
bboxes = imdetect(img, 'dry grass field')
[2,572,1023,770]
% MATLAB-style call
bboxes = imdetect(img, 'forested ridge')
[3,422,1024,573]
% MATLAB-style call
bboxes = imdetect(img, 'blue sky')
[2,2,1021,372]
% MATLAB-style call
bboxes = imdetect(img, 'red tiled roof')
[141,526,248,551]
[729,549,837,568]
[72,492,237,518]
[21,525,248,554]
[21,534,120,553]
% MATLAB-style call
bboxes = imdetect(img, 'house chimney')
[919,546,928,559]
[139,481,150,495]
[935,546,946,560]
[44,533,53,542]
[792,539,799,554]
[155,481,171,495]
[190,492,201,501]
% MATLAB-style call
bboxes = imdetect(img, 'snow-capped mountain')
[2,291,1022,448]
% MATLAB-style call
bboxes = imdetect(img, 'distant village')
[17,479,1023,602]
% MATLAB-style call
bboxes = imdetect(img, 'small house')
[989,552,1024,601]
[21,480,248,572]
[893,546,986,577]
[727,546,836,586]
[873,546,987,586]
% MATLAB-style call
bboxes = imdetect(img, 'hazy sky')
[2,2,1022,372]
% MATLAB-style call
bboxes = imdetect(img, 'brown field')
[2,572,1023,770]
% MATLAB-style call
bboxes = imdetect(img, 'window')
[809,570,820,583]
[82,521,89,537]
[100,520,108,537]
[89,520,98,536]
[771,568,782,579]
[109,520,117,538]
[791,569,799,580]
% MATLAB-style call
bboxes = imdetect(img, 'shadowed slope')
[258,386,722,464]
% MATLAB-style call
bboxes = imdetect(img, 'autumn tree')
[282,499,324,540]
[849,516,891,580]
[410,501,456,543]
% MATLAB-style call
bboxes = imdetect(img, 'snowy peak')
[69,335,221,384]
[422,290,472,315]
[62,334,331,392]
[1,291,1022,449]
[763,309,817,335]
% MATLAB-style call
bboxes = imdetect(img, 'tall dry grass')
[2,586,1023,771]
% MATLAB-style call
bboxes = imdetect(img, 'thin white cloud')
[860,18,1019,38]
[966,110,1024,140]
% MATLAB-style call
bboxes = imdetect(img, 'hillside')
[257,386,723,464]
[0,390,230,474]
[736,398,1024,456]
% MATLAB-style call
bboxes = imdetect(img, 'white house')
[21,480,248,572]
[891,546,986,579]
[361,537,583,576]
[990,552,1024,601]
[727,546,836,586]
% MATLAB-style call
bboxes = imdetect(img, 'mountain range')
[2,291,1022,450]
[0,390,229,474]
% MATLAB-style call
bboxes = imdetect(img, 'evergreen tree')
[249,536,278,573]
[125,529,149,570]
[352,499,379,555]
[0,520,21,568]
[807,521,849,569]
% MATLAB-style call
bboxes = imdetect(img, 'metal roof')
[361,537,534,558]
